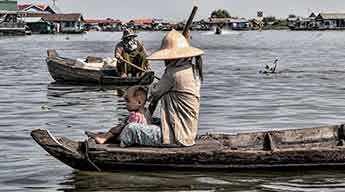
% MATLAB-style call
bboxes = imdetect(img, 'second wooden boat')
[46,49,155,86]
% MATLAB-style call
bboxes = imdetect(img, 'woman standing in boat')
[121,29,204,147]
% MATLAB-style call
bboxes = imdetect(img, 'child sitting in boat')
[86,86,161,147]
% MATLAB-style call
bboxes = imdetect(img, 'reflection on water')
[57,170,345,192]
[47,82,127,98]
[45,83,129,139]
[2,31,345,191]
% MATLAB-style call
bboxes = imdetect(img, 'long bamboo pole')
[148,6,199,114]
[118,57,160,80]
[182,6,198,38]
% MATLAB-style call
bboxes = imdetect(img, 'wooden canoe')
[46,49,155,86]
[31,124,345,172]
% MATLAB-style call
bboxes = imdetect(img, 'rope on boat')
[47,129,63,146]
[84,140,102,172]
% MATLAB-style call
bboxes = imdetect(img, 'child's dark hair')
[133,86,148,105]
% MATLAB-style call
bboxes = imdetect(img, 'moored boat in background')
[46,49,155,86]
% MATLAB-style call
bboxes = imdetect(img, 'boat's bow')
[31,129,95,170]
[47,49,59,59]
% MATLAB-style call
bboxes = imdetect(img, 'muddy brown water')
[1,31,345,191]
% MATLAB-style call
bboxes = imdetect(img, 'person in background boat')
[215,25,222,35]
[86,86,152,144]
[119,29,204,147]
[114,28,150,78]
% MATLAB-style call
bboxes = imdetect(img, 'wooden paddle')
[118,57,160,80]
[182,6,198,38]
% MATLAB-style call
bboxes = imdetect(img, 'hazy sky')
[18,0,345,21]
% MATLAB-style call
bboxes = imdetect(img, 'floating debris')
[41,104,50,111]
[259,58,278,74]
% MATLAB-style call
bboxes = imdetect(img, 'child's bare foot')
[94,136,107,144]
[86,131,108,144]
[85,130,115,144]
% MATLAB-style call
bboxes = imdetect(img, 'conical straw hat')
[147,29,204,60]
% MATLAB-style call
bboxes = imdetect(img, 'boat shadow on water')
[47,82,127,98]
[57,169,345,191]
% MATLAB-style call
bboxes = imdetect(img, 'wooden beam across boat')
[31,124,345,172]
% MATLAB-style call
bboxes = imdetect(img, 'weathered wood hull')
[46,50,155,86]
[31,124,345,172]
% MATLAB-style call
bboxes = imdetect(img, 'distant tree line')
[210,9,231,18]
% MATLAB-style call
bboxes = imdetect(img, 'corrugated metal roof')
[18,4,57,14]
[208,18,232,24]
[18,4,31,11]
[85,19,121,24]
[42,13,83,22]
[24,13,83,22]
[318,13,345,20]
[0,10,17,14]
[129,18,154,24]
[18,4,46,11]
[231,18,249,23]
[19,17,44,23]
